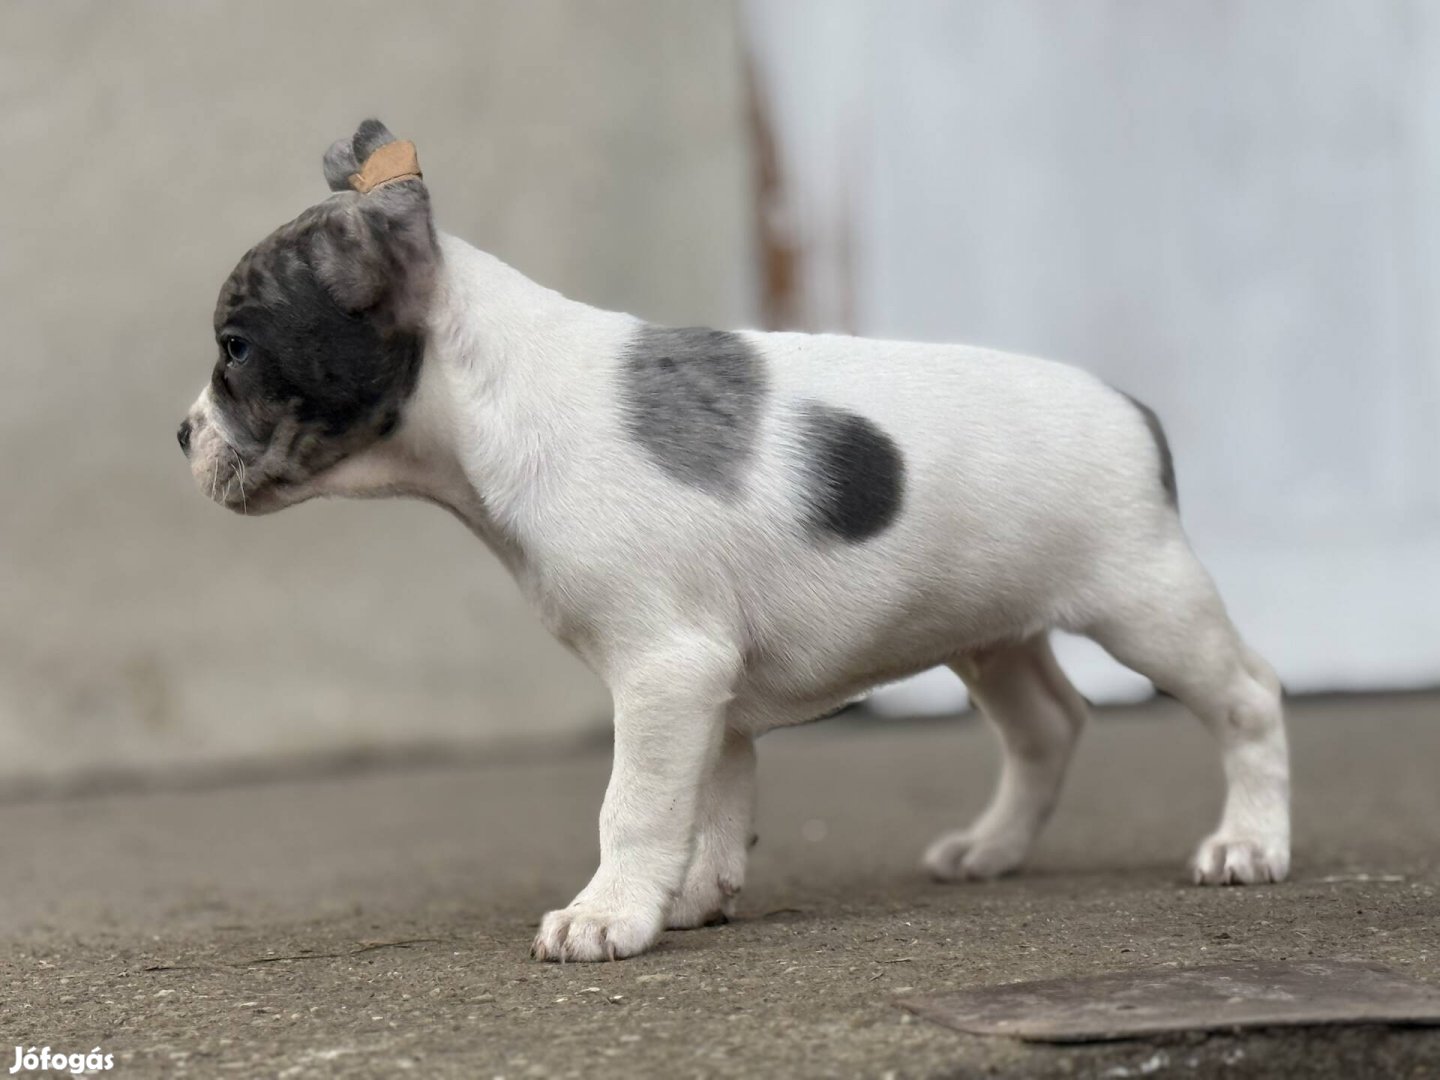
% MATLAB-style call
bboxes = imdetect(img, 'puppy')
[180,121,1290,962]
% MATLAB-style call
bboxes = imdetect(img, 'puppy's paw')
[667,874,740,930]
[1191,834,1290,885]
[923,828,1029,882]
[531,903,662,962]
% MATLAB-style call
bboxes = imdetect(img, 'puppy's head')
[178,119,438,514]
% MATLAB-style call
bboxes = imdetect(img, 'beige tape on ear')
[348,140,422,194]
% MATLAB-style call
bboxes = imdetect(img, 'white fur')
[189,234,1291,960]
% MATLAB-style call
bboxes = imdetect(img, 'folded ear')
[322,118,399,192]
[311,120,437,327]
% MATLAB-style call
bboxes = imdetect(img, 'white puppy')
[180,121,1290,962]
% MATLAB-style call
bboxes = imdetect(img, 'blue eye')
[224,336,251,365]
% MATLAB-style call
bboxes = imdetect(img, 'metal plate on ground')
[898,960,1440,1043]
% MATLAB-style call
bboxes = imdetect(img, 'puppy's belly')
[723,561,1065,735]
[728,625,999,735]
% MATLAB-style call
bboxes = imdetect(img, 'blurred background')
[1,0,1436,793]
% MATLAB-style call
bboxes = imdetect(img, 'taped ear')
[323,118,406,193]
[322,139,360,193]
[312,120,437,325]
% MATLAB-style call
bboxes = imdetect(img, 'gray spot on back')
[621,325,766,495]
[796,401,905,543]
[1120,392,1178,508]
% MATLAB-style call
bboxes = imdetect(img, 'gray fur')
[199,119,436,498]
[621,325,767,496]
[322,117,398,192]
[352,118,397,161]
[796,401,905,543]
[322,139,359,192]
[1121,392,1179,507]
[309,182,437,320]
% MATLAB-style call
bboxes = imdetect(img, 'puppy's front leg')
[532,636,739,962]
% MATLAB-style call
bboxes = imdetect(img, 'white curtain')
[744,0,1440,709]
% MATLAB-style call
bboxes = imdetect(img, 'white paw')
[923,827,1030,882]
[531,903,663,962]
[1191,834,1290,885]
[667,873,740,929]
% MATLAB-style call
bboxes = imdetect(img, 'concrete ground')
[2,694,1438,1078]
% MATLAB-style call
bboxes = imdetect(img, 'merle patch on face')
[621,325,767,496]
[1120,392,1178,508]
[210,208,424,486]
[181,118,437,515]
[182,119,438,513]
[796,401,905,543]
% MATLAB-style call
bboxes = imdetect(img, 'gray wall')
[0,1,752,788]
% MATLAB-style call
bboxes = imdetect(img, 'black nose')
[177,419,192,455]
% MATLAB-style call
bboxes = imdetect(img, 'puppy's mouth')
[201,443,292,516]
[184,392,397,516]
[184,398,318,516]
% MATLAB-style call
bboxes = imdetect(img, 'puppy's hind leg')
[1086,541,1290,885]
[924,635,1089,881]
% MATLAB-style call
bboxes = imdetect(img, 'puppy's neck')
[340,234,618,560]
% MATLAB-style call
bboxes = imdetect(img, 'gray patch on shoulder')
[1120,392,1178,508]
[796,401,905,543]
[621,325,767,495]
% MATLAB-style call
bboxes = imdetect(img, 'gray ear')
[322,139,359,192]
[352,118,397,160]
[321,118,399,192]
[308,182,438,326]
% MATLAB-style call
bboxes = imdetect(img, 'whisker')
[236,452,249,515]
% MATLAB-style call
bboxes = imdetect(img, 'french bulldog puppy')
[180,120,1289,962]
